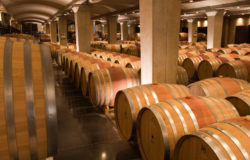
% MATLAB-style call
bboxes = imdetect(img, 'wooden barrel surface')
[226,90,250,116]
[115,83,191,141]
[89,67,140,106]
[80,61,114,96]
[126,60,141,70]
[0,37,57,160]
[197,58,223,80]
[176,66,189,85]
[136,96,239,160]
[216,60,249,81]
[182,56,204,79]
[174,117,250,160]
[188,77,250,98]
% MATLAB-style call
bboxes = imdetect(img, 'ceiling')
[0,0,249,23]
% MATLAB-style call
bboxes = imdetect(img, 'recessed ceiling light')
[189,0,193,2]
[237,6,240,9]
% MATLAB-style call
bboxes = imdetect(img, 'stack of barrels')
[0,36,57,160]
[178,43,250,82]
[114,76,250,160]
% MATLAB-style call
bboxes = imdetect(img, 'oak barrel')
[126,61,141,70]
[188,77,250,98]
[226,90,250,116]
[174,117,250,160]
[0,37,57,160]
[216,60,250,81]
[197,58,223,80]
[176,66,189,85]
[80,60,114,96]
[88,67,140,106]
[182,56,204,79]
[136,96,239,160]
[115,83,191,141]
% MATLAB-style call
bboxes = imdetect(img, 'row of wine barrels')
[79,60,115,96]
[0,37,57,159]
[136,96,239,160]
[174,117,250,160]
[188,77,250,98]
[226,90,250,116]
[217,59,250,82]
[197,55,237,80]
[88,67,140,107]
[115,83,191,141]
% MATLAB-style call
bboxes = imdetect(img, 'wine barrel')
[232,48,250,56]
[182,56,204,79]
[188,77,250,98]
[126,61,141,70]
[0,37,57,160]
[136,96,239,160]
[216,60,250,81]
[217,48,233,54]
[218,53,239,61]
[88,67,140,106]
[80,61,114,96]
[68,52,93,82]
[115,83,191,141]
[73,56,103,88]
[176,66,189,85]
[174,117,250,160]
[197,58,224,80]
[226,90,250,116]
[113,56,140,67]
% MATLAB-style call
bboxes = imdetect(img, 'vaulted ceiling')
[0,0,249,23]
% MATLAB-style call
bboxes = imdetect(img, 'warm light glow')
[236,18,244,26]
[197,21,201,27]
[203,20,208,27]
[101,152,107,160]
[248,18,250,25]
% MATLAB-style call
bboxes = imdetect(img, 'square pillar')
[120,22,128,41]
[58,16,68,46]
[107,16,117,44]
[50,21,57,43]
[228,18,236,44]
[206,10,224,49]
[187,19,198,43]
[129,23,136,40]
[140,0,181,84]
[46,23,50,34]
[73,5,91,52]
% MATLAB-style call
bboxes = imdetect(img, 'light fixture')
[237,6,240,9]
[189,0,193,2]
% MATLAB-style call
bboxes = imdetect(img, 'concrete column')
[206,10,224,49]
[50,21,57,43]
[140,0,181,84]
[129,23,136,40]
[187,19,198,43]
[73,5,91,52]
[46,23,50,34]
[58,16,68,46]
[222,17,229,47]
[107,16,117,44]
[120,21,128,41]
[228,18,236,44]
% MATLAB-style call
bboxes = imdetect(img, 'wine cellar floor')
[53,64,141,160]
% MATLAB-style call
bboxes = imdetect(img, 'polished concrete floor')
[53,64,141,160]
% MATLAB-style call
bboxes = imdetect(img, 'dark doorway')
[235,26,250,44]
